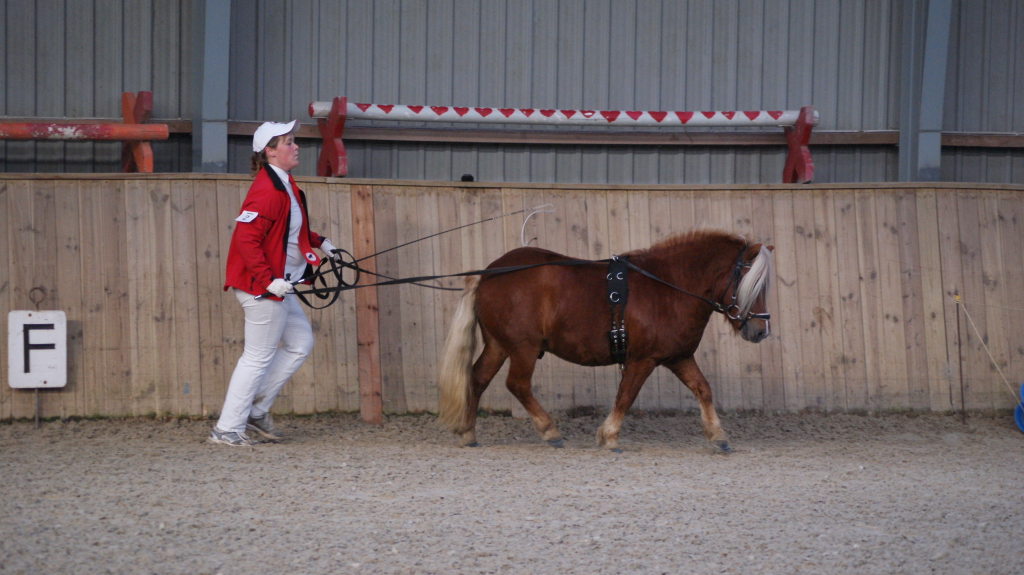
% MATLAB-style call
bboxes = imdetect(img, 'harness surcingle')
[606,256,629,366]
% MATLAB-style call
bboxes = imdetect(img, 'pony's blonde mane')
[736,245,773,315]
[626,227,773,316]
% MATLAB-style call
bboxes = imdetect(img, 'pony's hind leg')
[458,340,508,447]
[505,351,564,447]
[596,359,657,452]
[667,356,730,453]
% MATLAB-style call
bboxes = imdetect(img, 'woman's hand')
[320,239,342,261]
[266,278,294,297]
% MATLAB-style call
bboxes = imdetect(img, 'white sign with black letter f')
[7,310,67,389]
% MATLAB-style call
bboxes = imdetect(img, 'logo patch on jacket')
[305,252,318,262]
[235,210,258,223]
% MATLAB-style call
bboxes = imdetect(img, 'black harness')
[600,245,771,366]
[606,257,630,365]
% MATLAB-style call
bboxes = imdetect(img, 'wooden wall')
[2,175,1022,419]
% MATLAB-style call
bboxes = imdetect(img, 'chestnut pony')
[437,229,774,452]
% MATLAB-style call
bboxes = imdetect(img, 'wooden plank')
[150,179,178,415]
[519,187,554,411]
[834,189,869,410]
[216,180,247,418]
[770,190,801,411]
[395,188,425,412]
[954,189,989,410]
[407,188,440,411]
[646,189,675,409]
[434,187,464,414]
[501,187,531,418]
[105,179,132,415]
[996,190,1024,409]
[935,189,966,413]
[791,190,828,410]
[582,189,618,408]
[77,181,107,415]
[326,183,360,412]
[690,189,722,400]
[299,182,337,415]
[170,180,203,416]
[708,193,742,410]
[9,181,42,418]
[373,186,406,414]
[813,188,847,411]
[476,187,513,413]
[0,181,11,418]
[731,189,766,411]
[191,179,227,417]
[628,189,661,412]
[895,189,931,410]
[854,190,884,410]
[31,180,63,417]
[415,188,444,413]
[873,191,911,408]
[751,190,785,411]
[352,184,382,424]
[564,187,597,408]
[977,191,1011,410]
[668,189,700,410]
[539,187,572,410]
[124,180,172,415]
[54,179,83,415]
[915,189,953,412]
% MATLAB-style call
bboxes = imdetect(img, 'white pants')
[216,289,314,433]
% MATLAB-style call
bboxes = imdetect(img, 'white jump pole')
[309,101,818,128]
[309,97,818,182]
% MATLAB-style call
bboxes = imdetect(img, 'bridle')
[721,245,771,332]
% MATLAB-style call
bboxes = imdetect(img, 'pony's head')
[725,242,774,343]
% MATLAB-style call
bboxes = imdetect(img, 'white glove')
[320,238,342,261]
[266,278,294,297]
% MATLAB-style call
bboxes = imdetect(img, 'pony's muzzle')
[741,319,770,343]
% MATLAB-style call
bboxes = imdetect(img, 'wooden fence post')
[351,185,382,424]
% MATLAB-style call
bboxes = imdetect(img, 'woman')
[210,120,340,446]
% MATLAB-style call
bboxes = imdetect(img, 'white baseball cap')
[252,120,297,153]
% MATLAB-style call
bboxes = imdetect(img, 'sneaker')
[246,412,283,442]
[208,427,259,446]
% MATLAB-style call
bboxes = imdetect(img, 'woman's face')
[266,134,299,172]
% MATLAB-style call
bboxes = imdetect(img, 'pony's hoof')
[546,438,564,449]
[610,447,623,454]
[711,440,731,454]
[461,441,480,448]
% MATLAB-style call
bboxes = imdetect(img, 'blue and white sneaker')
[246,412,283,442]
[208,427,259,446]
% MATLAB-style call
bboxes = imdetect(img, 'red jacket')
[223,165,325,299]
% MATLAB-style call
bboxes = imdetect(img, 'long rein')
[287,238,767,325]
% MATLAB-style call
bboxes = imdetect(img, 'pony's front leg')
[666,356,730,453]
[596,359,657,452]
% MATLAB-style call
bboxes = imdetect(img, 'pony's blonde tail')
[437,276,480,432]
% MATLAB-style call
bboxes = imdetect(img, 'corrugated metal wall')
[227,0,907,183]
[941,0,1024,183]
[0,0,194,172]
[1,0,1022,183]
